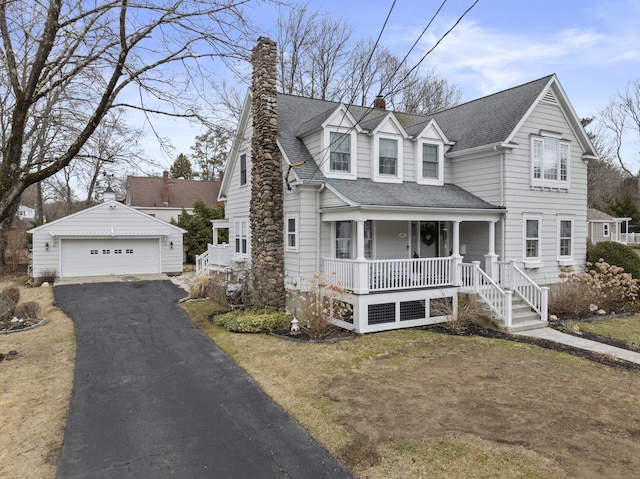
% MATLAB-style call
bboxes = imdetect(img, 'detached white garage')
[29,200,186,278]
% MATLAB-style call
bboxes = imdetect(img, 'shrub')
[431,293,482,333]
[189,275,213,299]
[587,242,640,280]
[553,260,639,317]
[0,287,20,321]
[213,309,289,333]
[14,301,40,319]
[36,270,58,286]
[292,273,352,339]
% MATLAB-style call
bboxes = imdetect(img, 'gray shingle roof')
[326,178,502,210]
[278,75,554,181]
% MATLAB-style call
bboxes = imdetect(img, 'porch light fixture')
[170,241,173,249]
[45,242,49,251]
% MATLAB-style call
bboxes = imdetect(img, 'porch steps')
[479,293,548,333]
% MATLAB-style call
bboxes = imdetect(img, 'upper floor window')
[531,135,570,188]
[422,144,439,179]
[330,132,351,172]
[379,138,398,176]
[240,154,247,186]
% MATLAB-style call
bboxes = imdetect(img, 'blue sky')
[143,0,640,170]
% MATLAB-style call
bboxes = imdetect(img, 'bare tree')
[0,0,262,264]
[598,80,640,177]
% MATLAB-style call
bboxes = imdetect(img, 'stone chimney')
[250,37,285,309]
[162,170,169,206]
[374,95,386,110]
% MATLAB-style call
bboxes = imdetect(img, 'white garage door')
[61,239,160,277]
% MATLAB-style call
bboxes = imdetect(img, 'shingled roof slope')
[277,75,554,180]
[326,178,503,210]
[127,175,220,208]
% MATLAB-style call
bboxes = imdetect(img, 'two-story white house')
[199,39,596,334]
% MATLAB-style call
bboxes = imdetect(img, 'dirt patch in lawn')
[188,304,640,479]
[0,279,75,479]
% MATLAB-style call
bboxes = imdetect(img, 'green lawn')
[565,314,640,345]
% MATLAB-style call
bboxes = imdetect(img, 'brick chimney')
[374,94,386,110]
[250,37,285,309]
[162,170,169,206]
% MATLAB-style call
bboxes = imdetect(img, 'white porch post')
[450,220,462,286]
[484,220,499,281]
[353,220,370,294]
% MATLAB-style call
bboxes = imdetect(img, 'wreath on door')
[423,223,436,246]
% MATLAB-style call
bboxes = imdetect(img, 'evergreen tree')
[171,199,224,262]
[608,189,640,232]
[170,153,195,179]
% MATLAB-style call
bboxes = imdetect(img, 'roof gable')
[29,200,186,234]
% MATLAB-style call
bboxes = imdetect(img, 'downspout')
[316,183,325,272]
[494,145,507,260]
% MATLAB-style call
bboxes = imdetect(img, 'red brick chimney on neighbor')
[374,94,386,110]
[162,170,169,206]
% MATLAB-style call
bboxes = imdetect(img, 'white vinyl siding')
[29,201,183,278]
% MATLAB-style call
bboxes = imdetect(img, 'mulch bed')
[270,325,359,343]
[0,317,44,334]
[425,324,640,371]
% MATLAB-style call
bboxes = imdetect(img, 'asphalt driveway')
[54,280,351,478]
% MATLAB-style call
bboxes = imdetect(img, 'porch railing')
[497,261,548,322]
[195,243,232,275]
[323,257,453,293]
[460,261,513,327]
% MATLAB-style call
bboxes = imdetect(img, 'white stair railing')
[497,261,548,322]
[195,250,209,276]
[460,261,513,327]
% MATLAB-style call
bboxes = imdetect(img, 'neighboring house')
[29,200,185,278]
[17,205,36,221]
[126,171,221,223]
[199,39,597,334]
[587,208,631,244]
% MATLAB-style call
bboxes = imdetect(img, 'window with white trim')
[335,221,352,259]
[523,216,541,262]
[286,216,298,251]
[422,143,439,179]
[603,223,610,237]
[558,217,573,259]
[379,138,398,175]
[329,132,350,172]
[234,219,248,255]
[531,135,570,188]
[240,154,247,186]
[364,220,373,259]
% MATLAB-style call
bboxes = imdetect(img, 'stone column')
[250,37,285,309]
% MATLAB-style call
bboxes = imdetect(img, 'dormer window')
[330,132,350,172]
[422,144,438,178]
[379,138,398,175]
